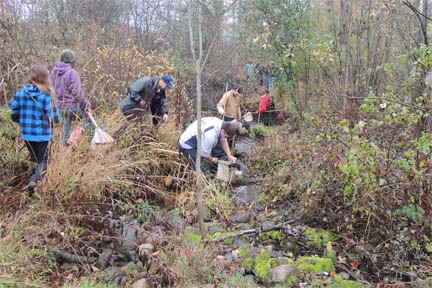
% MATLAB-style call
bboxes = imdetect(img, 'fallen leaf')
[91,265,99,272]
[53,278,61,286]
[330,271,337,277]
[351,260,359,271]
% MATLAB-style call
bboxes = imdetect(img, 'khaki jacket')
[216,90,241,119]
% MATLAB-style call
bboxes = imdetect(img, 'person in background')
[178,117,238,172]
[217,85,243,122]
[266,65,276,91]
[120,75,173,125]
[255,64,265,86]
[257,89,274,126]
[9,64,60,195]
[50,49,91,148]
[245,62,253,80]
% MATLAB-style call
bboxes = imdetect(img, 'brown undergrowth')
[0,108,204,286]
[251,96,432,283]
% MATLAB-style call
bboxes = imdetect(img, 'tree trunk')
[188,0,206,239]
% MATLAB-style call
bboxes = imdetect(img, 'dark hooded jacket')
[120,77,168,116]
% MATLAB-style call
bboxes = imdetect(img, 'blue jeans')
[59,107,92,146]
[266,76,275,91]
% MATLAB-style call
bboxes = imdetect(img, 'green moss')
[305,228,338,249]
[185,232,202,243]
[239,247,247,257]
[286,276,300,286]
[324,248,338,262]
[259,230,283,241]
[253,250,280,280]
[242,257,253,269]
[207,232,233,245]
[326,276,364,288]
[296,257,335,274]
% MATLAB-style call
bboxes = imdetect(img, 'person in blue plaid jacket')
[9,64,60,194]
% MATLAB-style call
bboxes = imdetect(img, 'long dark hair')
[27,64,55,97]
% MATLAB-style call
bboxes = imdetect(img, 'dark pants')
[178,146,210,172]
[223,116,235,122]
[25,141,49,183]
[121,104,144,120]
[122,104,163,125]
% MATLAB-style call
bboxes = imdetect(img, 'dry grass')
[34,111,194,208]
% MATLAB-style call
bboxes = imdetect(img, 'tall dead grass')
[37,110,196,209]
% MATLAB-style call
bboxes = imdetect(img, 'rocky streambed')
[56,135,368,288]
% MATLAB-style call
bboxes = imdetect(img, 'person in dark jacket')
[120,75,173,125]
[50,49,92,147]
[9,64,60,194]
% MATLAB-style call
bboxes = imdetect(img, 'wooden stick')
[253,109,286,114]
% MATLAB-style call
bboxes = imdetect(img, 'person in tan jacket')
[217,85,242,121]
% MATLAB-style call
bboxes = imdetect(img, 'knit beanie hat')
[60,49,76,64]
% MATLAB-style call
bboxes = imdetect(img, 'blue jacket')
[9,85,60,142]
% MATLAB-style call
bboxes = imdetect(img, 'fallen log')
[206,218,297,243]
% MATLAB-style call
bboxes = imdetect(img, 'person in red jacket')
[257,90,274,126]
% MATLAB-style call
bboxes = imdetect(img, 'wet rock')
[235,136,255,155]
[185,226,201,235]
[232,238,245,248]
[191,206,212,222]
[114,223,144,261]
[167,216,186,232]
[230,211,251,223]
[235,241,258,258]
[256,214,268,223]
[124,262,142,276]
[267,264,300,283]
[244,275,257,286]
[261,221,278,230]
[232,185,259,206]
[131,278,151,288]
[339,272,350,280]
[209,224,225,235]
[238,223,252,231]
[96,249,113,270]
[269,249,283,259]
[105,267,125,285]
[284,241,296,251]
[150,225,164,234]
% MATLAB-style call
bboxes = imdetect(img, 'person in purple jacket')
[50,49,92,147]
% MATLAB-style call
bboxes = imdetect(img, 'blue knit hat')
[161,75,173,89]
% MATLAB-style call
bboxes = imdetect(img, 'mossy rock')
[242,257,253,270]
[185,232,202,243]
[253,250,281,280]
[259,230,283,241]
[296,257,335,274]
[305,228,338,249]
[239,247,248,257]
[313,276,364,288]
